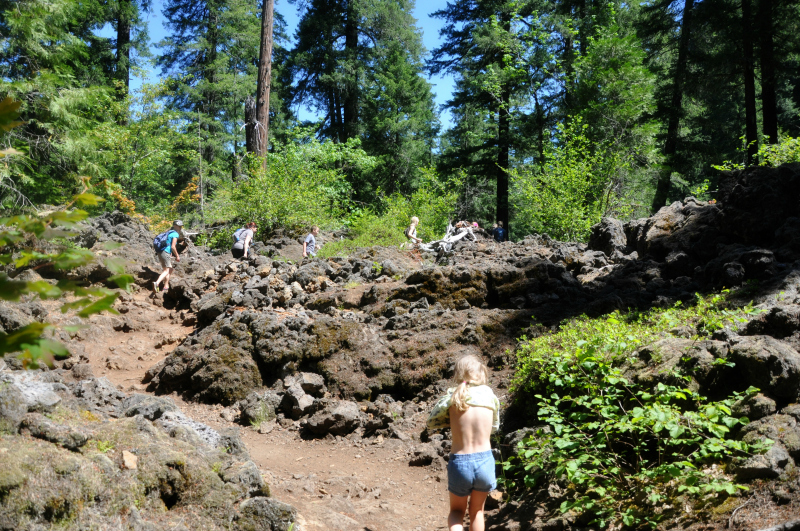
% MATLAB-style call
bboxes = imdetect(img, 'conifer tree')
[289,0,436,199]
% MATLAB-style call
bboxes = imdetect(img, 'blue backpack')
[233,227,246,243]
[153,230,173,252]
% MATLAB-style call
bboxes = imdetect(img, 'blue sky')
[123,0,456,128]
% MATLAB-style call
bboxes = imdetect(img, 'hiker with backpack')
[405,216,422,244]
[153,220,184,293]
[232,222,257,259]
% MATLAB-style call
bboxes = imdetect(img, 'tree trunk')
[343,1,358,140]
[255,0,275,161]
[245,95,256,153]
[116,0,131,99]
[496,87,511,237]
[742,0,758,165]
[651,0,694,212]
[759,0,778,144]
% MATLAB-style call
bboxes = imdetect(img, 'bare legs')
[448,491,489,531]
[155,267,173,291]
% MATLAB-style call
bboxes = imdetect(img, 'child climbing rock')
[427,355,500,531]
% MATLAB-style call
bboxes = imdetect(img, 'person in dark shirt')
[492,221,506,243]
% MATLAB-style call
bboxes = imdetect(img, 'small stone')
[122,450,138,470]
[258,421,275,434]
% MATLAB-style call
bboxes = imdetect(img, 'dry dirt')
[71,286,458,531]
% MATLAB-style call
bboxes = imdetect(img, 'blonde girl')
[427,355,500,531]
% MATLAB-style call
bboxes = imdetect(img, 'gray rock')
[74,377,126,415]
[409,443,438,466]
[588,218,627,256]
[294,261,333,288]
[221,460,269,497]
[240,392,277,426]
[624,339,728,392]
[285,372,326,397]
[732,393,777,421]
[282,384,315,419]
[727,336,800,401]
[741,413,800,460]
[20,413,89,450]
[380,259,403,277]
[236,497,297,531]
[121,394,179,420]
[0,381,28,432]
[155,411,222,449]
[196,294,227,325]
[306,400,364,436]
[0,372,62,412]
[733,442,792,480]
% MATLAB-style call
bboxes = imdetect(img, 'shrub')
[511,118,630,242]
[208,137,375,235]
[319,169,460,257]
[504,293,768,528]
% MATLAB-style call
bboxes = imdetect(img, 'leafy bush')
[504,293,767,528]
[208,138,374,237]
[713,135,800,171]
[319,169,460,257]
[511,118,630,242]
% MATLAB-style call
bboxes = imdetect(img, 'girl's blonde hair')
[411,216,419,224]
[451,354,489,412]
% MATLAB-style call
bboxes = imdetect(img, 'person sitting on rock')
[427,354,499,531]
[405,216,423,244]
[153,220,184,293]
[232,222,257,260]
[303,225,321,258]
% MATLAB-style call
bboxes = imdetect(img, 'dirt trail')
[78,287,452,531]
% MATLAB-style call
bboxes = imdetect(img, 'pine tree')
[289,0,437,199]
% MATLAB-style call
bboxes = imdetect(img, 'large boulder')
[727,336,800,401]
[306,401,364,436]
[588,218,627,256]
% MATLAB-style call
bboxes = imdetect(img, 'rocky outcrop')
[0,370,297,531]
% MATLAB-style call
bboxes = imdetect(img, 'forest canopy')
[1,0,799,242]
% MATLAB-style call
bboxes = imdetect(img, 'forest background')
[1,0,799,248]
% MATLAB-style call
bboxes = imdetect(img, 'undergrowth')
[503,292,769,529]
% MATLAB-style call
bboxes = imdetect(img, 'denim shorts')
[447,450,497,497]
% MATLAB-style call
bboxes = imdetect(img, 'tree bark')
[245,95,256,153]
[759,0,778,144]
[742,0,758,165]
[116,0,131,99]
[651,0,694,212]
[255,0,275,160]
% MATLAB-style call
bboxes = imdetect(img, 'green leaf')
[76,294,119,318]
[72,193,105,207]
[0,322,50,355]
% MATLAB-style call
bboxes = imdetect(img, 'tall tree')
[647,0,695,211]
[289,0,437,199]
[254,0,274,157]
[431,0,536,233]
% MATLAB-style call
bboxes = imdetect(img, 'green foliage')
[511,118,629,242]
[0,102,132,369]
[209,137,373,235]
[318,169,460,257]
[95,440,115,453]
[0,199,134,369]
[505,293,768,528]
[713,135,800,172]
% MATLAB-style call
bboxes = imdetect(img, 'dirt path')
[74,287,452,531]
